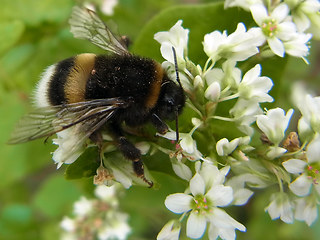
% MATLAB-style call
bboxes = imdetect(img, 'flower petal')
[190,173,206,196]
[205,81,221,102]
[250,4,268,26]
[206,185,233,207]
[267,37,285,57]
[306,134,320,164]
[172,161,192,181]
[289,174,312,197]
[295,198,318,226]
[265,193,294,224]
[271,3,289,22]
[180,134,195,154]
[232,188,254,206]
[165,193,193,214]
[186,211,207,239]
[282,159,307,174]
[209,208,246,232]
[208,224,219,240]
[157,220,181,240]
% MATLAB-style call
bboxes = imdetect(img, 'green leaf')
[0,89,54,190]
[32,174,81,218]
[0,0,73,26]
[0,20,25,55]
[64,147,100,180]
[1,204,32,226]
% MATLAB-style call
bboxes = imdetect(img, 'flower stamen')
[262,19,278,37]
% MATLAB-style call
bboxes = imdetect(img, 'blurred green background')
[1,0,319,239]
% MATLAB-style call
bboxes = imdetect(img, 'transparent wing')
[69,6,129,55]
[51,107,116,166]
[8,98,129,144]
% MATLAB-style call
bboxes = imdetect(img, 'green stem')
[209,116,234,122]
[219,93,239,102]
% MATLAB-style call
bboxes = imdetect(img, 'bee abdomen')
[65,54,96,103]
[34,53,96,107]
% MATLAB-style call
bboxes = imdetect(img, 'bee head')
[155,47,186,142]
[156,81,185,121]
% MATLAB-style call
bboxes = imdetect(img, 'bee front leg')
[109,122,153,187]
[151,113,168,134]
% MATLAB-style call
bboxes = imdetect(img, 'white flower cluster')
[60,185,131,240]
[225,0,319,61]
[53,1,319,239]
[153,1,320,239]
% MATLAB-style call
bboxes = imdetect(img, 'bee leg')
[151,113,168,134]
[109,122,153,187]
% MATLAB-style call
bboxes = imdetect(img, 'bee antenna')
[175,110,180,143]
[172,47,182,143]
[172,47,183,90]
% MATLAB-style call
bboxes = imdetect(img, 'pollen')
[306,164,320,185]
[192,195,212,214]
[262,18,278,37]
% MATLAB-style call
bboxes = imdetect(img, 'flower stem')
[209,116,234,122]
[219,93,239,102]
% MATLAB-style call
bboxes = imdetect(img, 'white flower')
[265,192,294,224]
[95,185,116,200]
[73,196,93,217]
[101,0,118,15]
[154,20,189,64]
[172,160,193,181]
[180,134,195,154]
[266,146,287,159]
[204,60,242,92]
[164,162,245,239]
[84,0,118,16]
[256,108,294,145]
[297,94,320,134]
[230,98,263,136]
[205,81,221,102]
[250,3,298,57]
[224,0,263,11]
[216,138,240,156]
[160,130,203,160]
[226,175,254,206]
[98,212,131,240]
[294,196,318,226]
[238,64,273,103]
[193,75,204,88]
[60,216,76,232]
[94,185,119,208]
[283,134,320,196]
[157,220,181,240]
[203,22,264,62]
[290,85,319,139]
[61,232,77,240]
[286,0,320,33]
[52,126,87,168]
[283,32,312,62]
[102,154,152,188]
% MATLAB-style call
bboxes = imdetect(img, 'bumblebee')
[8,6,185,187]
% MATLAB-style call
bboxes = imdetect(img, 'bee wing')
[69,6,129,56]
[51,106,116,166]
[8,98,129,144]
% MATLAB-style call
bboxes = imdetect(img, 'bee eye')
[166,99,175,112]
